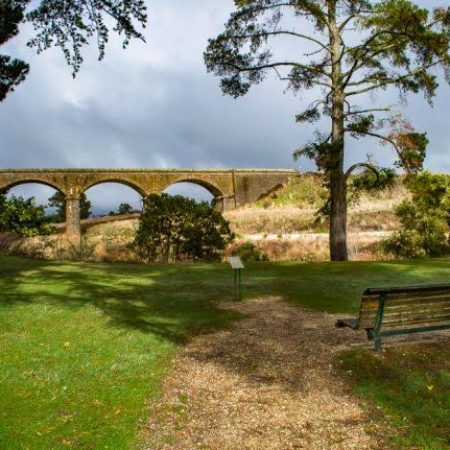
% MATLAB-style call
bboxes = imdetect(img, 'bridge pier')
[65,194,81,243]
[214,195,236,212]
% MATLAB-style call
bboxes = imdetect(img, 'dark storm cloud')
[0,0,449,210]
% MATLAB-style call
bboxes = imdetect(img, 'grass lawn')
[0,256,449,449]
[340,341,450,450]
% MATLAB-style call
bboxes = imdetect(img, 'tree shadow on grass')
[1,256,449,345]
[0,257,242,344]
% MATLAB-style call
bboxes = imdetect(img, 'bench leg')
[374,335,383,353]
[373,293,386,353]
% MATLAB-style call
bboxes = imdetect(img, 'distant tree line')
[0,189,141,237]
[108,203,140,216]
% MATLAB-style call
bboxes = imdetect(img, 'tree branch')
[345,61,444,97]
[344,107,391,118]
[338,3,371,32]
[228,61,331,80]
[239,30,329,52]
[346,128,402,160]
[345,163,380,181]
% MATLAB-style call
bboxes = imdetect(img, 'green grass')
[339,342,450,450]
[256,174,327,208]
[0,256,449,449]
[255,173,406,209]
[0,257,239,449]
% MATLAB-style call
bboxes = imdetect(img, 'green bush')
[381,172,450,258]
[0,195,51,237]
[232,242,268,262]
[134,194,234,263]
[349,167,396,205]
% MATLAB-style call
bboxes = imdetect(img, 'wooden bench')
[336,284,450,351]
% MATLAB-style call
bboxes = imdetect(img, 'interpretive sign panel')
[228,257,244,301]
[228,256,244,270]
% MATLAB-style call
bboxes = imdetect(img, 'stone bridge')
[0,168,297,239]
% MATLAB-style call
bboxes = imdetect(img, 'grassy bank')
[0,256,449,448]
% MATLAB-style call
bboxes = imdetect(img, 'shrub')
[381,172,450,258]
[232,242,268,262]
[0,195,51,237]
[349,167,396,205]
[134,194,234,263]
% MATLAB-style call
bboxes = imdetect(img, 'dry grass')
[228,232,388,262]
[83,218,139,262]
[225,207,398,236]
[0,219,393,263]
[257,173,408,209]
[224,180,406,236]
[0,219,140,263]
[349,188,408,212]
[224,207,321,235]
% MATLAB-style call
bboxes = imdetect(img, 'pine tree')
[204,0,450,260]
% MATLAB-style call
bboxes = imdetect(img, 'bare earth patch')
[140,298,392,449]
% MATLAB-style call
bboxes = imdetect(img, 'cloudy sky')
[1,0,449,212]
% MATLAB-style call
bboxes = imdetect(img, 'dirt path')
[140,298,382,450]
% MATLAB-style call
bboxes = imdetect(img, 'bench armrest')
[335,318,359,330]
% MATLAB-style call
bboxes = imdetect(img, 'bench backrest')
[358,284,450,330]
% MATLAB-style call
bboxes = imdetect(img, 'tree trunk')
[329,163,348,261]
[329,2,348,261]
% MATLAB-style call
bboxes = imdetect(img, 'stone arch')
[80,178,146,197]
[161,178,224,198]
[161,177,236,211]
[0,178,64,195]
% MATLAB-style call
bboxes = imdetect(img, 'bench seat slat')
[360,305,450,320]
[382,312,450,326]
[359,306,450,327]
[360,313,450,329]
[360,303,450,319]
[360,300,450,316]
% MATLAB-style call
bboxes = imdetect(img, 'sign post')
[228,256,244,301]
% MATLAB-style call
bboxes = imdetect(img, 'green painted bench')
[336,284,450,351]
